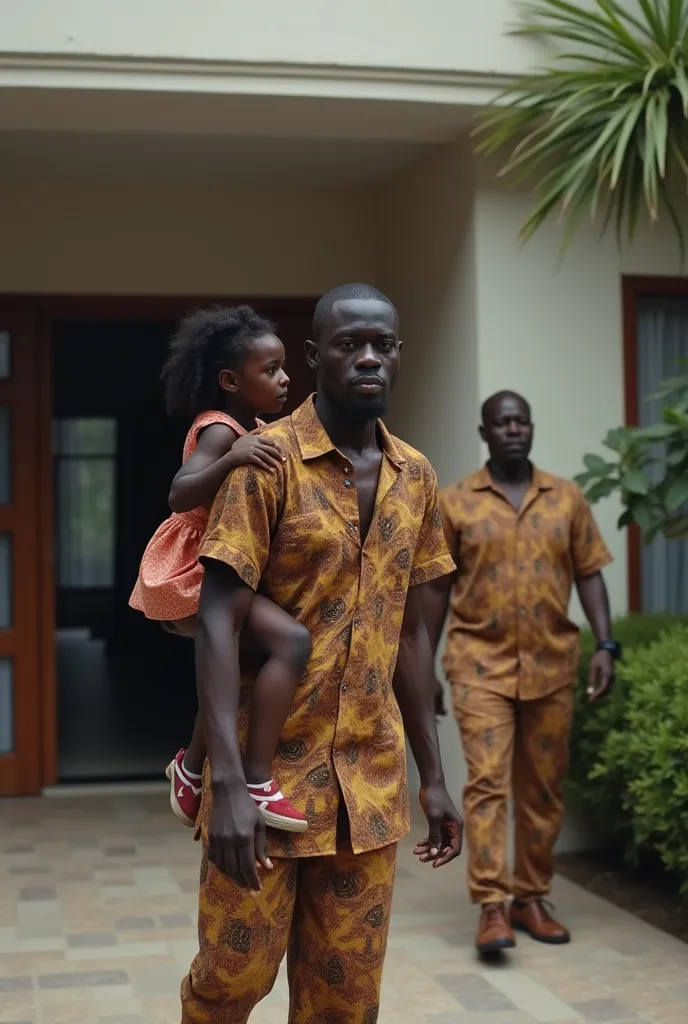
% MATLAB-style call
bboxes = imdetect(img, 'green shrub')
[591,626,688,894]
[567,614,686,841]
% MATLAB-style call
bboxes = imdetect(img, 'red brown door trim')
[622,276,688,613]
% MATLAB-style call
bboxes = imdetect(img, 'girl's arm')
[169,423,283,513]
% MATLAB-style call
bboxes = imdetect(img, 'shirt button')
[341,684,348,692]
[519,607,527,616]
[344,478,352,488]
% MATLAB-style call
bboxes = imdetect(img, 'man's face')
[306,298,401,418]
[480,394,534,464]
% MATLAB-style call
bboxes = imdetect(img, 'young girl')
[130,306,311,833]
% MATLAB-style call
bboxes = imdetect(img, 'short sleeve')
[409,464,457,587]
[438,485,460,558]
[199,464,283,591]
[570,485,613,579]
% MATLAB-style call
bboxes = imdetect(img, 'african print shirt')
[198,395,456,857]
[439,466,612,700]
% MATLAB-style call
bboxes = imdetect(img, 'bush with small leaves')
[591,625,688,894]
[567,614,687,843]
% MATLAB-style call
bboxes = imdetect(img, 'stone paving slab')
[1,793,687,1023]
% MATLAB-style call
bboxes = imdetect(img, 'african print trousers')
[181,842,397,1023]
[452,683,574,905]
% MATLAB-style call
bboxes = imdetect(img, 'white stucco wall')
[3,0,541,76]
[378,140,480,830]
[379,141,686,853]
[0,179,376,295]
[473,168,685,624]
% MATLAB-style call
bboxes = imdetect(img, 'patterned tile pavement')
[1,791,687,1023]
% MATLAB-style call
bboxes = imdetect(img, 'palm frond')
[475,0,688,260]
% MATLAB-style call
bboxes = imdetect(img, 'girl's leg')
[161,616,206,827]
[166,616,207,772]
[184,710,207,777]
[242,596,312,785]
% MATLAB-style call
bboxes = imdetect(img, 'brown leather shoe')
[510,899,570,944]
[475,902,516,954]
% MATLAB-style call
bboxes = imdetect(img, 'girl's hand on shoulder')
[230,434,285,471]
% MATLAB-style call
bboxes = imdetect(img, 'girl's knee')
[283,621,312,671]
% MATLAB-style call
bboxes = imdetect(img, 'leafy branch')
[475,0,688,260]
[576,373,688,541]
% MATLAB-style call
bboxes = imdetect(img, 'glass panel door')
[0,310,42,795]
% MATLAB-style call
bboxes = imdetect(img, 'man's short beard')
[345,393,388,421]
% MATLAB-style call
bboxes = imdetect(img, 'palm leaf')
[476,0,688,260]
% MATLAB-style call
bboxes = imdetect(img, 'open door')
[0,311,42,795]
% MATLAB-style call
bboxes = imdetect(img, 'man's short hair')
[481,391,531,424]
[312,283,397,342]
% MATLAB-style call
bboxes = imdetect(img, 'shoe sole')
[165,761,197,829]
[512,922,570,944]
[260,808,309,833]
[476,936,516,954]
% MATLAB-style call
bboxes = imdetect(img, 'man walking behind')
[181,283,463,1022]
[424,391,616,955]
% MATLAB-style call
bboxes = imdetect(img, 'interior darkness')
[54,310,313,782]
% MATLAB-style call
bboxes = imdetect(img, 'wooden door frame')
[0,310,42,794]
[0,293,317,789]
[622,275,688,613]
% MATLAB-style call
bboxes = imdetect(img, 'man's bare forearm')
[393,626,445,786]
[576,571,612,643]
[421,572,455,656]
[195,562,254,788]
[393,586,445,786]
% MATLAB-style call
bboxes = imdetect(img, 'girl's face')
[220,333,290,415]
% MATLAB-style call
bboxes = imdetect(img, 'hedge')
[568,614,687,843]
[591,625,688,893]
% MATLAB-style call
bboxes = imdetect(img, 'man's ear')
[304,339,319,372]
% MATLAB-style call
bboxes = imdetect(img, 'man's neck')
[314,393,381,456]
[487,458,532,487]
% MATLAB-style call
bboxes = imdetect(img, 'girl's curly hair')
[161,305,276,419]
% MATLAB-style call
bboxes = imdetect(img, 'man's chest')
[262,459,423,614]
[457,496,573,573]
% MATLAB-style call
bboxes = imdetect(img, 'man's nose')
[356,344,382,367]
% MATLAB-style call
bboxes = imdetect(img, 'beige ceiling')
[0,127,432,184]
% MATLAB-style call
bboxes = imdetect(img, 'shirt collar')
[291,394,406,468]
[471,463,554,492]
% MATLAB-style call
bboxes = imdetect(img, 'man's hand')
[587,649,614,702]
[208,780,273,890]
[414,782,463,868]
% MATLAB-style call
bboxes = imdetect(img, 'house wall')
[378,140,480,816]
[473,167,686,624]
[4,0,542,76]
[0,179,377,295]
[380,142,687,851]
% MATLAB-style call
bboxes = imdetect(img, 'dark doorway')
[53,307,314,782]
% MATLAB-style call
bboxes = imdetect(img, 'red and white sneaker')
[165,749,202,828]
[247,780,308,833]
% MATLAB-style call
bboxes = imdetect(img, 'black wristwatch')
[596,640,622,661]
